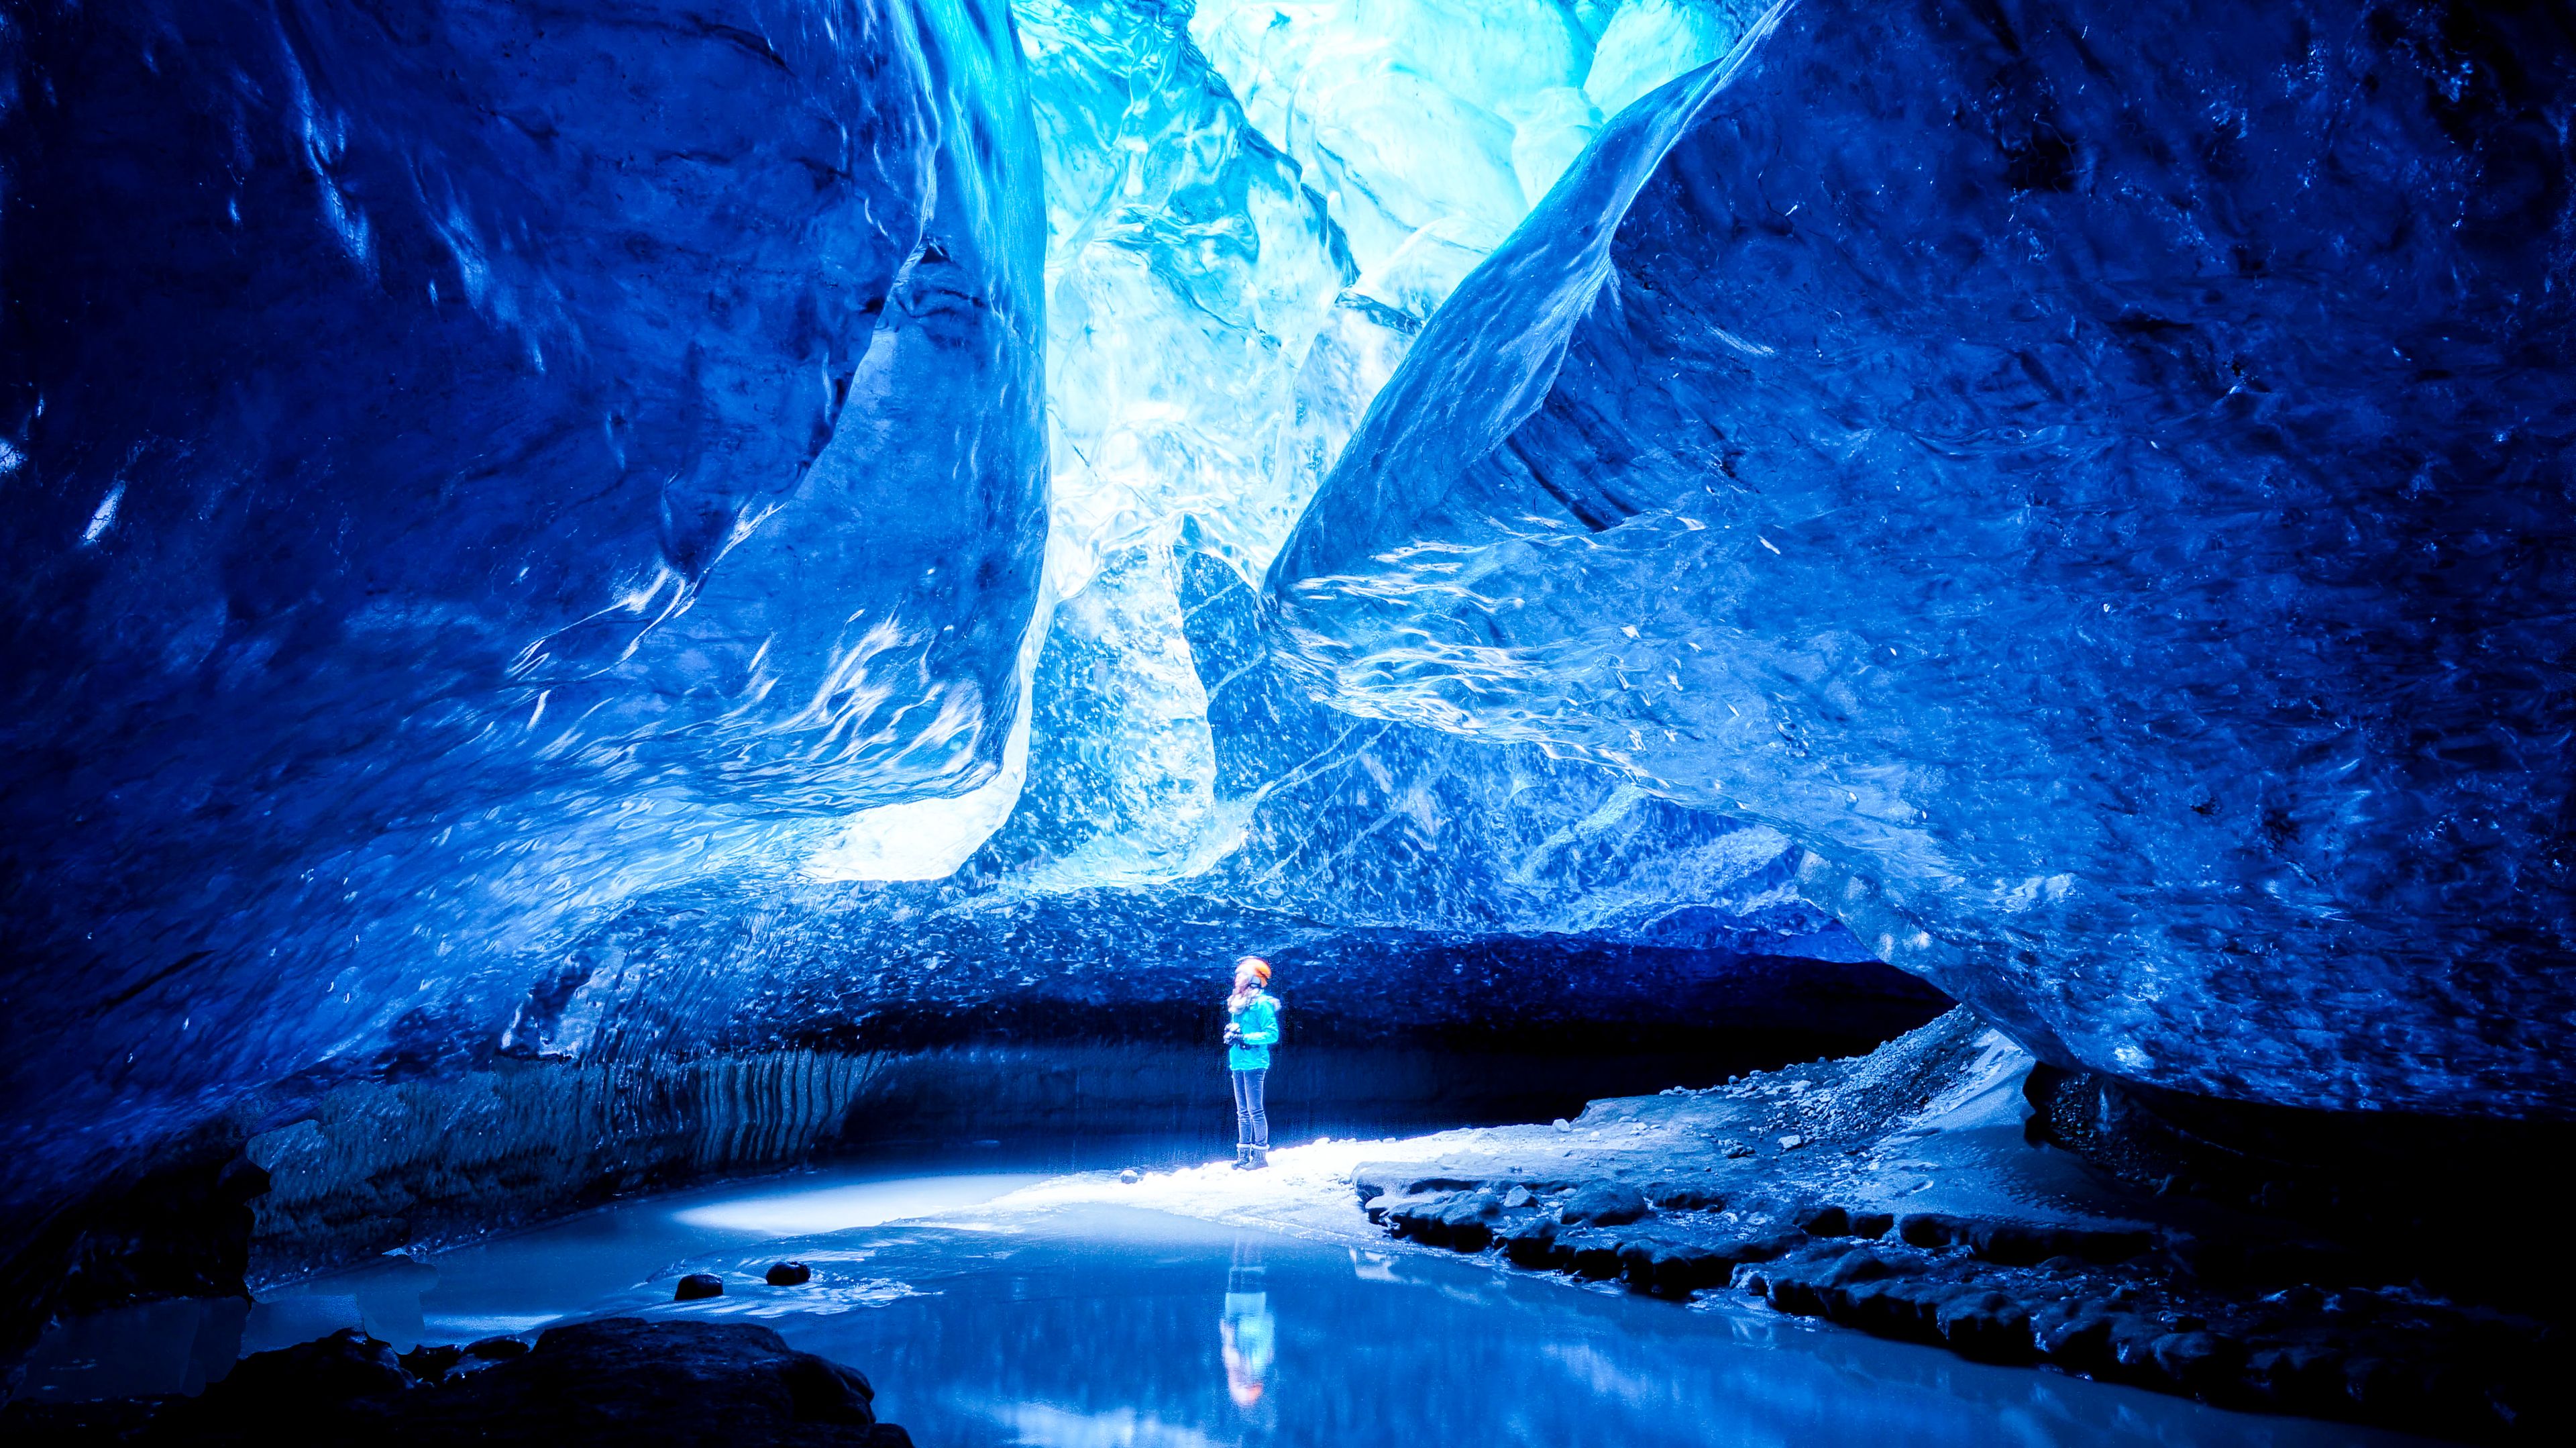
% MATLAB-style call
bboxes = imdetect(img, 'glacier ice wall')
[0,0,1878,1257]
[482,546,1877,1071]
[1191,0,1768,301]
[0,0,1046,1202]
[1269,0,2576,1115]
[815,0,1368,887]
[856,0,1769,888]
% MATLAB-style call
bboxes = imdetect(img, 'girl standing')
[1224,958,1280,1169]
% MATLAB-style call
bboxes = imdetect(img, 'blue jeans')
[1230,1068,1269,1148]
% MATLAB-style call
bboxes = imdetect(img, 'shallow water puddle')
[223,1167,2421,1448]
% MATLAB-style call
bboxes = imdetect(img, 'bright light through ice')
[668,1173,1043,1236]
[82,482,125,544]
[800,748,1028,881]
[802,600,1046,882]
[803,1,1762,890]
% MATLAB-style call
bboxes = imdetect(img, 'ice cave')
[1,0,2569,1443]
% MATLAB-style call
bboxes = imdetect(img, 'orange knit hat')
[1236,956,1271,983]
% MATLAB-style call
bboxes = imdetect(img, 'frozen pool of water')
[28,1164,2420,1446]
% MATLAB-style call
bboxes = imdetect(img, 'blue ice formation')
[9,0,2566,1270]
[816,1,1766,888]
[1191,0,1764,297]
[0,0,1834,1233]
[770,0,1836,1059]
[0,0,1044,1195]
[492,547,1882,1068]
[1270,0,2576,1115]
[812,0,1366,887]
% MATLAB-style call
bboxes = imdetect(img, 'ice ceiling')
[1,0,2571,1225]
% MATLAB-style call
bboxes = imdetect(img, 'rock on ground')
[0,1317,912,1446]
[1350,1011,2568,1441]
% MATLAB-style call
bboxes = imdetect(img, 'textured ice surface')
[27,0,2559,1289]
[821,0,1770,886]
[1269,0,2576,1114]
[0,0,1833,1233]
[1190,1,1764,282]
[1021,0,1354,585]
[816,0,1359,886]
[490,552,1870,1068]
[0,0,1045,1194]
[819,0,1364,884]
[1190,1,1763,315]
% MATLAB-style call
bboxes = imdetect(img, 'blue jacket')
[1227,990,1279,1071]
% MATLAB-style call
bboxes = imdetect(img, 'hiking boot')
[1248,1147,1271,1170]
[1230,1146,1254,1170]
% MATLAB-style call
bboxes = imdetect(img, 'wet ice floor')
[31,1164,2420,1447]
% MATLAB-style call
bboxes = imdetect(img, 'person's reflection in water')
[1220,1235,1275,1413]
